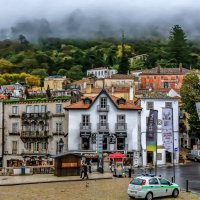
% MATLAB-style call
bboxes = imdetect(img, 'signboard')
[109,134,116,144]
[196,102,200,120]
[146,109,158,151]
[115,132,127,138]
[80,132,91,138]
[91,133,96,144]
[162,108,173,152]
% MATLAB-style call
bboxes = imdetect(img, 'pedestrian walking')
[80,164,84,179]
[88,160,92,173]
[82,164,88,180]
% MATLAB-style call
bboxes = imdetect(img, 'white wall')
[68,93,139,152]
[140,98,179,166]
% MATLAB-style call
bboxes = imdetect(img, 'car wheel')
[128,196,134,199]
[145,192,153,200]
[172,189,179,198]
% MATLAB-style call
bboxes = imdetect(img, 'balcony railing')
[97,123,109,131]
[22,112,51,120]
[115,123,127,132]
[97,105,109,112]
[20,131,48,138]
[80,123,91,132]
[9,132,20,136]
[21,149,48,155]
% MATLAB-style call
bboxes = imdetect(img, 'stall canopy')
[108,152,125,158]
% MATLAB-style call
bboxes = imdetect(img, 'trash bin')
[21,167,25,175]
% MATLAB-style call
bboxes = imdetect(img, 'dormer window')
[100,97,107,108]
[117,97,126,105]
[83,97,92,105]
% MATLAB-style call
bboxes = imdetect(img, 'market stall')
[108,152,125,177]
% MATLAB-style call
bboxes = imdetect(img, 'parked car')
[186,150,200,162]
[127,174,180,200]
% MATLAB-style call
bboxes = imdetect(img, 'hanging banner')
[162,108,173,152]
[146,109,158,151]
[196,102,200,121]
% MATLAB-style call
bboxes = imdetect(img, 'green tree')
[180,73,200,138]
[168,25,190,66]
[31,68,48,79]
[57,69,68,76]
[67,65,84,81]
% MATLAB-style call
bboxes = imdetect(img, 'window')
[42,142,47,150]
[34,105,39,113]
[176,75,179,81]
[117,138,125,150]
[56,104,62,113]
[25,142,31,151]
[34,142,39,151]
[146,82,150,87]
[168,76,171,80]
[12,141,17,154]
[12,123,18,133]
[41,105,47,113]
[56,122,63,133]
[159,178,170,185]
[26,105,32,113]
[122,81,125,85]
[82,115,90,126]
[149,178,159,185]
[147,102,154,110]
[154,76,157,79]
[117,115,125,124]
[165,102,172,108]
[103,137,108,150]
[100,115,107,126]
[147,76,149,80]
[153,82,157,88]
[12,106,18,114]
[161,76,164,80]
[100,97,107,108]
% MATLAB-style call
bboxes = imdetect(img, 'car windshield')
[130,178,144,185]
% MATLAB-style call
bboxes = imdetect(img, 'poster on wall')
[162,108,173,152]
[196,102,200,121]
[146,109,158,151]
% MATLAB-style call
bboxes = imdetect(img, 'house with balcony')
[1,98,70,167]
[65,89,142,166]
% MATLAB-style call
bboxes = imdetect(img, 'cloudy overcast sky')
[1,0,200,40]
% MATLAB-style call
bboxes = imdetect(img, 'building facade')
[44,76,68,91]
[87,68,117,79]
[65,89,142,166]
[1,99,70,167]
[140,93,179,166]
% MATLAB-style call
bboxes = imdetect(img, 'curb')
[0,176,112,186]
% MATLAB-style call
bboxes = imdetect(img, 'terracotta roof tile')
[65,90,141,110]
[106,74,134,79]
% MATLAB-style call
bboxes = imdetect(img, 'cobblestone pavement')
[0,178,200,200]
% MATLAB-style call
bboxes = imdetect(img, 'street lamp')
[59,138,64,153]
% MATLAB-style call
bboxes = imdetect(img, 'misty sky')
[1,0,200,40]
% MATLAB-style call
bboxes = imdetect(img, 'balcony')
[97,123,109,131]
[21,149,48,155]
[22,112,51,120]
[9,114,20,118]
[97,105,109,112]
[9,132,20,136]
[80,123,91,132]
[115,123,127,132]
[20,131,48,139]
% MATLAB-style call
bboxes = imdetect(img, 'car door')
[148,178,161,197]
[158,178,172,196]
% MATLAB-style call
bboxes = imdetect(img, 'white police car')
[127,174,180,200]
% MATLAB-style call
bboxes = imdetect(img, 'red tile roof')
[65,90,141,110]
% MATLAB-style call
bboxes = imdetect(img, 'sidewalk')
[0,172,113,186]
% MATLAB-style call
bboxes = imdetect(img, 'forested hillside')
[0,25,200,83]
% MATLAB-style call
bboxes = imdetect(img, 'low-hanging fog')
[1,0,200,41]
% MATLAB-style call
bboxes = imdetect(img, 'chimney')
[86,83,92,94]
[157,64,161,74]
[179,63,183,73]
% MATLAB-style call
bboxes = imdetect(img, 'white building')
[65,89,142,166]
[1,98,70,167]
[87,67,117,79]
[140,93,179,166]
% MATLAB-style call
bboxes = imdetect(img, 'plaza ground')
[0,178,199,200]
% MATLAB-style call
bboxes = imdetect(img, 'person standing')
[80,163,84,178]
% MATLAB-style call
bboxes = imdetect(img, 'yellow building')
[44,76,68,91]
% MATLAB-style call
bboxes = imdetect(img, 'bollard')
[186,180,189,192]
[172,177,174,183]
[128,168,131,178]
